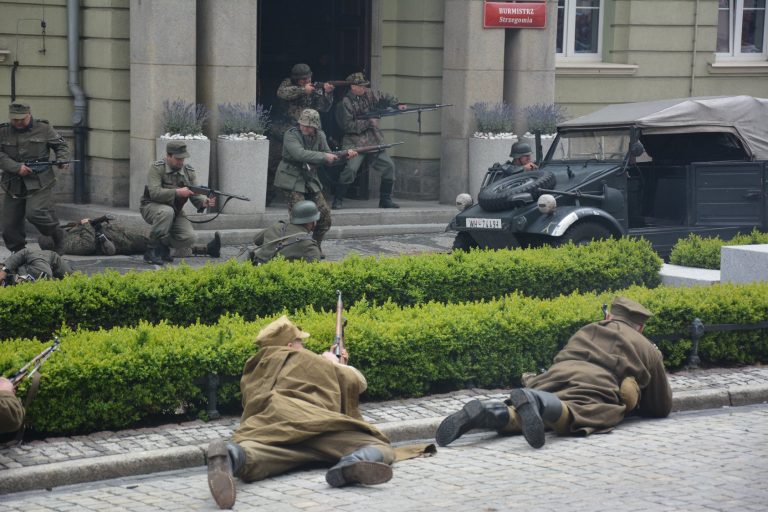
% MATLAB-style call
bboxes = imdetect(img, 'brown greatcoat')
[0,390,24,434]
[528,318,673,435]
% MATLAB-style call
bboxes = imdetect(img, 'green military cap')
[166,140,190,158]
[256,315,311,348]
[345,72,369,86]
[610,296,653,326]
[9,102,31,120]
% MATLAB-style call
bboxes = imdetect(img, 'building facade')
[0,0,765,208]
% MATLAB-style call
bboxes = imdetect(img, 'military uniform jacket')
[0,391,24,434]
[2,248,72,279]
[528,318,672,435]
[273,127,331,193]
[251,221,322,264]
[63,223,149,255]
[270,78,334,140]
[336,90,398,148]
[232,346,388,447]
[140,160,205,213]
[0,118,70,196]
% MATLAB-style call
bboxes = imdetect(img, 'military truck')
[449,96,768,257]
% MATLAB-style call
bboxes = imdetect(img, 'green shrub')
[669,229,768,269]
[3,281,767,435]
[0,238,662,341]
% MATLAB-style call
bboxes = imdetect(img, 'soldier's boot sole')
[325,461,393,488]
[435,398,487,447]
[508,389,546,449]
[207,440,236,509]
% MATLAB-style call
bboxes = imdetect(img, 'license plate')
[465,217,502,229]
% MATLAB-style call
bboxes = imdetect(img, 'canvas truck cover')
[558,96,768,160]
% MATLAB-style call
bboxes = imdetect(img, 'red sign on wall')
[484,1,547,29]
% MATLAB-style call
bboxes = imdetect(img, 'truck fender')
[529,206,626,237]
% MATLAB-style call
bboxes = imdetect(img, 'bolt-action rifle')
[312,80,353,91]
[61,214,116,230]
[302,142,405,176]
[9,336,60,389]
[332,290,348,365]
[355,104,453,133]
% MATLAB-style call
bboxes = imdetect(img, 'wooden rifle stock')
[333,290,346,364]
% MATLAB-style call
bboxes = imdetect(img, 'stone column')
[197,0,259,187]
[440,0,505,204]
[129,0,197,210]
[504,0,558,135]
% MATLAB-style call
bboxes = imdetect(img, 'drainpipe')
[67,0,87,203]
[689,0,700,97]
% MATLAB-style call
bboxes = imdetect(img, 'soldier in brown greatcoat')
[436,296,673,449]
[0,102,70,254]
[0,377,24,434]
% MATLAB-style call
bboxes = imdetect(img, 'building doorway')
[257,0,371,147]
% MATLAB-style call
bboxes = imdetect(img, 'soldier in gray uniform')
[0,102,70,254]
[333,73,404,210]
[507,141,538,173]
[274,109,357,247]
[248,200,323,264]
[139,141,217,265]
[0,248,72,285]
[267,63,336,204]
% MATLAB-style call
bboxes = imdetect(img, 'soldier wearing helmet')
[509,141,539,173]
[266,63,337,205]
[274,109,357,248]
[247,200,324,264]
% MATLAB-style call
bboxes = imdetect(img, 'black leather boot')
[159,244,173,262]
[207,439,245,509]
[208,231,221,258]
[51,227,66,255]
[378,180,400,208]
[436,399,510,447]
[332,184,348,210]
[325,446,393,488]
[143,245,164,265]
[506,388,563,449]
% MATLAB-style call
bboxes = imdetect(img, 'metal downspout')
[689,0,700,96]
[67,0,86,203]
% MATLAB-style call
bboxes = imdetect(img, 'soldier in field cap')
[139,139,219,265]
[436,296,672,450]
[0,102,70,254]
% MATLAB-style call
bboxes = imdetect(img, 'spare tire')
[478,170,556,212]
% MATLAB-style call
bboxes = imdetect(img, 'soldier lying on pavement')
[246,200,323,264]
[39,217,220,259]
[0,248,72,286]
[0,377,24,435]
[206,315,435,509]
[436,296,673,449]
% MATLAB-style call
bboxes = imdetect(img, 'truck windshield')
[548,130,631,162]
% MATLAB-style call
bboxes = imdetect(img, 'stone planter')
[520,133,556,162]
[156,137,211,215]
[216,137,269,214]
[468,136,516,198]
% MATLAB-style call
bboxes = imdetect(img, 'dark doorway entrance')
[257,0,371,147]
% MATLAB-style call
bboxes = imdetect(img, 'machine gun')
[355,104,452,133]
[9,337,60,389]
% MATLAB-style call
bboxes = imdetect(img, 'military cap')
[610,296,653,327]
[291,63,312,79]
[256,315,311,348]
[9,102,31,120]
[345,72,370,86]
[165,140,190,159]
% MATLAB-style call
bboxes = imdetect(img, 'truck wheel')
[559,223,612,245]
[478,170,555,212]
[452,232,478,251]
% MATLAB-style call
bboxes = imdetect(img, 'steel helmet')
[291,200,321,225]
[298,109,321,129]
[291,63,312,79]
[509,141,532,159]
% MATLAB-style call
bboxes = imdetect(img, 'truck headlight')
[537,194,556,214]
[456,193,473,211]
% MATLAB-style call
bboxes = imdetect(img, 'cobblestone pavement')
[1,365,766,471]
[1,404,765,512]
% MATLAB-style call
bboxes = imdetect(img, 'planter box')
[217,138,269,214]
[156,138,211,215]
[468,136,516,198]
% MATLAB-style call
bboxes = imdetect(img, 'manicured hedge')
[0,238,662,341]
[669,229,768,270]
[3,282,766,435]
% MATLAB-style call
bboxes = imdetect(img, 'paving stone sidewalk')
[1,365,766,481]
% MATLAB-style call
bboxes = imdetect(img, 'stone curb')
[2,386,766,496]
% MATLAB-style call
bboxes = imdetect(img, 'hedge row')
[3,281,767,435]
[0,238,662,341]
[669,229,768,270]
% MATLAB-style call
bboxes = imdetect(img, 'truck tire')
[558,222,612,246]
[478,170,555,212]
[452,232,478,251]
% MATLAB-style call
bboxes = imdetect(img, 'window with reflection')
[717,0,767,59]
[557,0,602,60]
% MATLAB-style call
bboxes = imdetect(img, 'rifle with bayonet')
[332,290,348,365]
[9,337,60,389]
[355,104,453,133]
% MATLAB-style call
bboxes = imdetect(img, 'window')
[717,0,767,60]
[557,0,603,60]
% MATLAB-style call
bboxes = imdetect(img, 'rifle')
[61,214,116,230]
[355,104,453,133]
[332,290,347,364]
[312,80,353,91]
[187,185,251,203]
[302,142,405,175]
[602,303,609,320]
[23,159,80,173]
[9,337,60,388]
